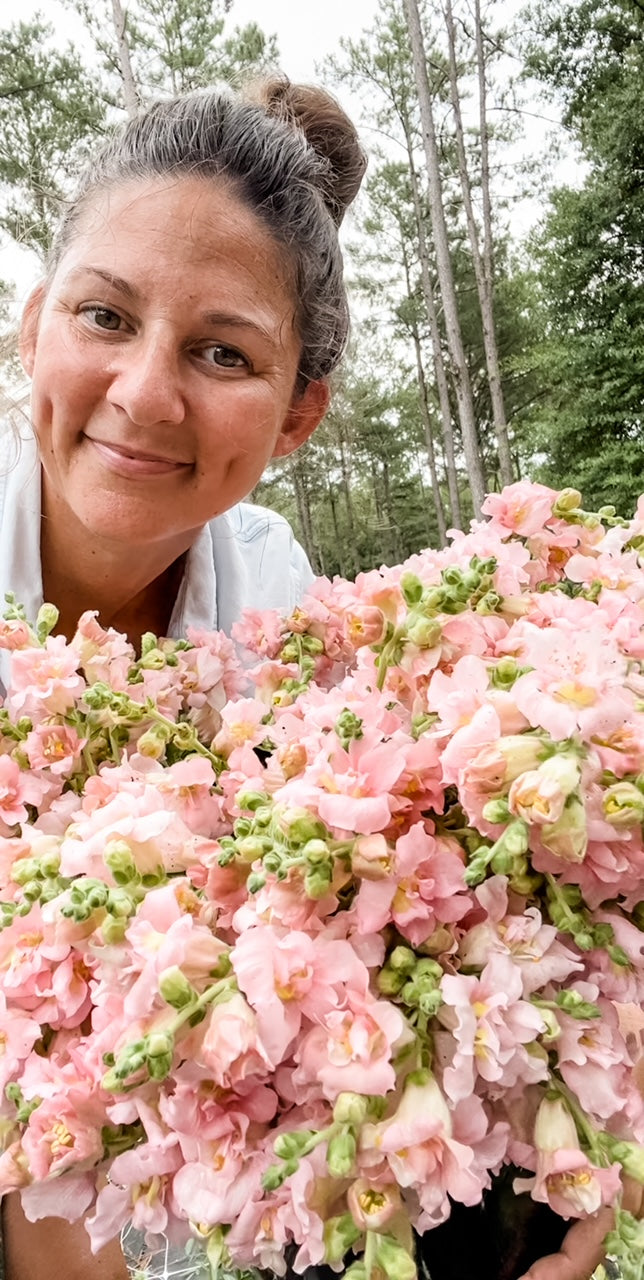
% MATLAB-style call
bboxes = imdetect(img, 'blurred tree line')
[0,0,642,575]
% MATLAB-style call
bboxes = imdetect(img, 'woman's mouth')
[87,437,191,478]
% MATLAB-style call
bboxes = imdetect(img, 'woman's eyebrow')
[64,269,277,342]
[200,310,274,342]
[65,266,141,302]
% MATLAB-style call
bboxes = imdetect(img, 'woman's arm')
[3,1193,128,1280]
[520,1179,644,1280]
[518,1208,613,1280]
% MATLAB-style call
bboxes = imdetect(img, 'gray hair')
[49,79,367,386]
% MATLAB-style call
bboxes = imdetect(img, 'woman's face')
[20,177,328,551]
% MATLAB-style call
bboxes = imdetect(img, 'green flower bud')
[476,591,502,615]
[553,488,582,516]
[333,1093,370,1127]
[22,880,42,903]
[39,848,61,878]
[104,840,139,885]
[12,858,41,886]
[236,790,271,813]
[400,572,424,606]
[35,603,60,640]
[539,1008,561,1043]
[482,798,511,825]
[147,1051,173,1081]
[158,966,197,1010]
[374,1234,417,1280]
[327,1128,357,1177]
[388,945,417,974]
[335,708,364,747]
[302,838,332,866]
[273,1130,316,1160]
[236,835,271,864]
[607,1139,644,1183]
[602,781,644,828]
[100,916,128,944]
[323,1214,362,1264]
[137,725,171,759]
[247,872,267,894]
[278,807,327,844]
[376,967,406,997]
[304,867,333,899]
[261,1159,298,1191]
[138,648,167,670]
[405,616,442,648]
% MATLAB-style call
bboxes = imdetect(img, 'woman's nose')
[106,331,186,427]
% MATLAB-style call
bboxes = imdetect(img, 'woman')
[0,76,618,1280]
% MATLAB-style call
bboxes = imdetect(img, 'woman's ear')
[18,283,47,377]
[272,379,330,459]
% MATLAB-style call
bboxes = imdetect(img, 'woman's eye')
[201,343,248,369]
[81,306,125,332]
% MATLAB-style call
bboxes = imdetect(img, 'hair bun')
[246,75,367,225]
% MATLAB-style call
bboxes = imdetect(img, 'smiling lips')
[88,437,191,478]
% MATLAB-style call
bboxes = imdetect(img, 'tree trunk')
[326,477,346,577]
[444,0,513,487]
[110,0,139,118]
[475,0,494,291]
[288,454,318,574]
[406,153,463,529]
[402,0,487,517]
[414,337,449,546]
[337,426,358,573]
[381,458,402,563]
[399,234,448,545]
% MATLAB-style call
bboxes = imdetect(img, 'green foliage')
[0,19,105,254]
[75,0,279,97]
[521,0,644,509]
[0,2,279,256]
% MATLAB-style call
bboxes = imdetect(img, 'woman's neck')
[39,495,192,650]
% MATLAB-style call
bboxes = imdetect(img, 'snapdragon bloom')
[440,954,547,1102]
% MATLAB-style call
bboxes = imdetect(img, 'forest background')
[0,0,642,578]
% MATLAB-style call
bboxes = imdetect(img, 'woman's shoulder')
[208,501,315,620]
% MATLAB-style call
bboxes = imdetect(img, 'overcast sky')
[2,0,568,301]
[1,0,384,298]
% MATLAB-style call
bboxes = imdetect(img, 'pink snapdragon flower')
[24,724,86,776]
[459,877,583,995]
[232,925,369,1064]
[360,1072,507,1227]
[293,987,411,1101]
[8,635,86,719]
[439,954,547,1102]
[352,822,470,946]
[514,1097,621,1218]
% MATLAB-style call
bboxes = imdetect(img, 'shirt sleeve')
[228,502,316,613]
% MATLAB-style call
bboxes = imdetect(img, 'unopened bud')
[104,840,139,884]
[327,1129,357,1177]
[158,966,197,1010]
[333,1093,370,1127]
[602,781,644,828]
[400,572,424,606]
[323,1213,362,1264]
[553,488,582,516]
[406,615,442,648]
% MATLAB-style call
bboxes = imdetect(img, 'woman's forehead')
[59,176,290,275]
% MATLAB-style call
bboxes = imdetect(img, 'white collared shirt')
[0,428,314,687]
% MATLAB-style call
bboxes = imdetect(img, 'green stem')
[146,707,224,771]
[364,1231,378,1280]
[550,1073,604,1163]
[170,975,236,1036]
[545,873,581,932]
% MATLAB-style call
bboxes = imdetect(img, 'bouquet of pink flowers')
[2,481,644,1280]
